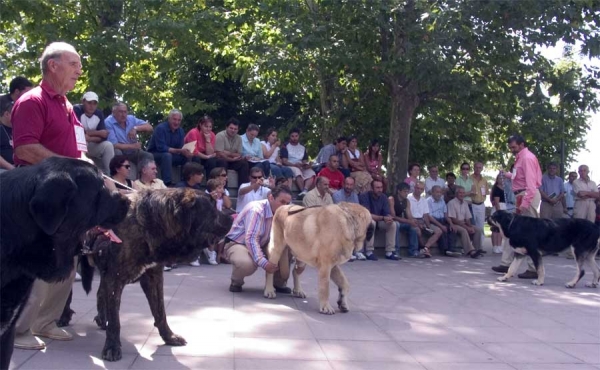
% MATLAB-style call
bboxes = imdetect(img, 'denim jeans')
[396,222,419,256]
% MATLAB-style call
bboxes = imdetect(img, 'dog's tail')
[80,255,95,295]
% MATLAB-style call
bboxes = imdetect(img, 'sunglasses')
[251,176,264,180]
[121,164,131,169]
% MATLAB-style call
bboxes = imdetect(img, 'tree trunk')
[387,82,419,193]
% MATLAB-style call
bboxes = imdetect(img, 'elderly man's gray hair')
[39,42,78,75]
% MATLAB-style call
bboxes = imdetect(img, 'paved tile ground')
[10,239,600,370]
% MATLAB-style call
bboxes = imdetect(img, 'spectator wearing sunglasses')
[109,155,139,194]
[235,167,273,213]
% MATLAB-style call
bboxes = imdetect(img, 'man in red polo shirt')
[317,154,345,191]
[11,42,85,350]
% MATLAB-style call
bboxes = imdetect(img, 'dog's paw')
[319,303,336,315]
[337,300,349,313]
[94,315,107,330]
[263,287,277,299]
[497,276,508,282]
[292,289,306,298]
[102,343,122,362]
[56,309,75,327]
[531,280,544,286]
[565,282,576,289]
[584,282,598,288]
[164,334,187,346]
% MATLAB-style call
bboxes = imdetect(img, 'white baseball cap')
[82,91,99,102]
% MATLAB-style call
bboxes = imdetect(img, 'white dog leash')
[102,174,137,192]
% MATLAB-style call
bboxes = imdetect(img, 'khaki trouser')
[87,141,115,175]
[574,200,596,222]
[540,201,564,219]
[365,220,397,253]
[15,258,76,334]
[452,225,483,254]
[500,189,541,270]
[225,243,289,287]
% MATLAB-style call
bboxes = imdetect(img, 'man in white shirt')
[564,171,578,217]
[236,167,272,213]
[425,165,446,196]
[408,182,442,257]
[280,128,315,197]
[73,91,114,174]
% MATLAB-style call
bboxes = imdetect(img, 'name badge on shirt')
[480,186,486,195]
[8,139,13,148]
[74,125,88,152]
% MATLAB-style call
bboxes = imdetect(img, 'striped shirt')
[225,199,273,268]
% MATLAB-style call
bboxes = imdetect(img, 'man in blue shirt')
[104,102,153,167]
[333,177,359,204]
[147,109,193,186]
[539,162,566,219]
[359,179,398,261]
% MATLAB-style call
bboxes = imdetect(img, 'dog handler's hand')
[264,262,279,273]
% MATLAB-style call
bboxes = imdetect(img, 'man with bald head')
[11,41,85,350]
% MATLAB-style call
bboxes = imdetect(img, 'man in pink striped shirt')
[492,135,541,279]
[224,185,293,292]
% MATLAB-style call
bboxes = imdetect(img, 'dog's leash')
[287,205,322,215]
[102,174,137,192]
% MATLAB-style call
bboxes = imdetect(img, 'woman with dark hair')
[342,136,373,193]
[109,155,138,194]
[184,115,227,176]
[261,127,294,189]
[404,163,421,193]
[208,167,233,212]
[175,162,205,190]
[365,139,387,191]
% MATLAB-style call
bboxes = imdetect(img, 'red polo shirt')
[12,80,81,165]
[318,166,345,190]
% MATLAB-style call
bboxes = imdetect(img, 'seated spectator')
[147,109,193,186]
[444,172,457,203]
[261,128,294,188]
[425,165,446,196]
[407,182,441,258]
[404,162,420,193]
[235,167,272,213]
[109,155,139,194]
[134,158,167,190]
[0,99,14,172]
[388,183,419,258]
[184,115,227,177]
[175,162,205,190]
[196,178,232,266]
[73,91,114,175]
[447,186,483,258]
[208,167,234,211]
[105,102,154,165]
[333,177,359,204]
[303,176,333,207]
[281,128,316,197]
[428,185,460,257]
[242,123,270,177]
[317,155,345,190]
[0,76,32,106]
[315,136,349,176]
[359,179,398,261]
[364,139,387,191]
[343,136,373,193]
[215,117,250,184]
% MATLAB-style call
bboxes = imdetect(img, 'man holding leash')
[491,135,541,279]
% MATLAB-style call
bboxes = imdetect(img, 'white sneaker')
[355,252,367,260]
[208,251,218,265]
[75,272,82,282]
[163,265,173,271]
[492,246,503,254]
[349,254,357,261]
[189,259,201,267]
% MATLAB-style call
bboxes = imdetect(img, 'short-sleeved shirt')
[236,182,271,213]
[317,167,345,190]
[573,178,598,203]
[280,142,308,164]
[105,114,146,146]
[425,177,446,195]
[564,181,576,208]
[147,122,184,153]
[428,197,447,219]
[134,178,167,190]
[0,124,13,164]
[260,141,280,163]
[445,184,457,203]
[302,188,333,207]
[359,191,391,217]
[184,128,215,155]
[215,130,242,154]
[491,185,506,203]
[73,105,106,132]
[11,80,82,165]
[470,175,488,204]
[332,189,359,204]
[316,143,343,165]
[456,176,474,203]
[540,174,565,200]
[241,133,264,159]
[447,198,472,221]
[407,194,429,218]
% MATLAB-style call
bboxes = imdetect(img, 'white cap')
[82,91,99,102]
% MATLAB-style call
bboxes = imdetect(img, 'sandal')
[422,247,432,258]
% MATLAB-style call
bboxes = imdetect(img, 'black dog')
[488,210,600,287]
[0,158,129,370]
[78,188,232,362]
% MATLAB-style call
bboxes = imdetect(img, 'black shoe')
[518,270,538,279]
[492,265,509,274]
[274,286,292,294]
[366,253,379,261]
[229,284,242,293]
[385,253,401,261]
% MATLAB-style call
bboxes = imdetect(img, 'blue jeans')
[152,152,188,185]
[270,164,294,179]
[396,222,419,256]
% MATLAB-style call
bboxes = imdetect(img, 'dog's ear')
[95,189,130,228]
[29,173,77,235]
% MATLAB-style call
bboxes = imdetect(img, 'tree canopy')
[1,0,598,189]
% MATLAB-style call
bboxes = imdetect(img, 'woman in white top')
[342,136,373,193]
[261,128,294,188]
